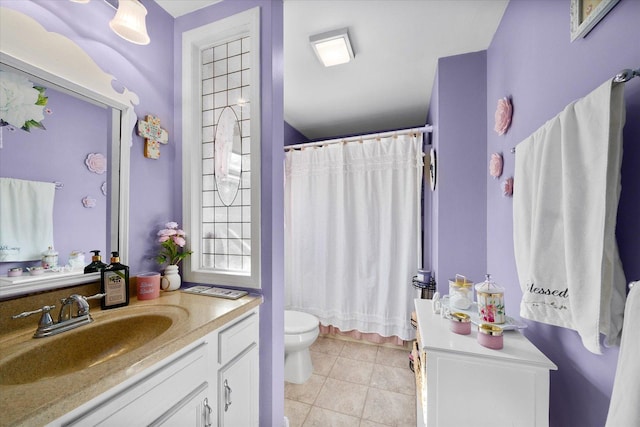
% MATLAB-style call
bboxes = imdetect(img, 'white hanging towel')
[605,282,640,427]
[513,80,627,354]
[0,177,55,262]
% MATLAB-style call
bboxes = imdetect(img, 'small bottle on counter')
[84,250,107,273]
[100,251,130,310]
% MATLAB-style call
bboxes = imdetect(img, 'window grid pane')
[200,36,252,274]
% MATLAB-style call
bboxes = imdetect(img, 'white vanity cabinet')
[414,299,557,427]
[217,310,260,426]
[151,383,211,427]
[50,308,259,427]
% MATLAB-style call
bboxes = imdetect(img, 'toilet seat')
[285,310,319,334]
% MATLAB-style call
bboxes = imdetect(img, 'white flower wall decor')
[85,153,107,174]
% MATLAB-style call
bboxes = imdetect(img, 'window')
[182,7,261,289]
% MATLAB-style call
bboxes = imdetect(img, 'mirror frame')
[0,7,137,298]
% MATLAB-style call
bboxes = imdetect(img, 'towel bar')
[509,68,638,156]
[613,68,640,83]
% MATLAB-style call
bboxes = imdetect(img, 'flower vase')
[161,265,181,291]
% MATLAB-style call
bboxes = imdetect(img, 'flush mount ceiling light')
[109,0,150,45]
[309,28,354,67]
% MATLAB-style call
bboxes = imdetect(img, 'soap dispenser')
[100,251,130,310]
[84,250,107,274]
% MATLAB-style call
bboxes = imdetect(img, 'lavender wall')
[427,51,488,290]
[487,1,640,425]
[3,1,283,424]
[1,0,176,277]
[174,2,284,425]
[284,121,307,146]
[0,88,109,273]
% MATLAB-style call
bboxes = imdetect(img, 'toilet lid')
[285,310,319,334]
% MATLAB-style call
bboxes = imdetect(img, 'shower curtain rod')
[284,124,433,151]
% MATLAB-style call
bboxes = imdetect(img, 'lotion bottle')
[100,251,130,310]
[84,250,107,273]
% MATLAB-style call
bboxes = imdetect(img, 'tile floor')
[285,335,416,427]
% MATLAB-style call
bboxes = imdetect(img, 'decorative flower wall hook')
[82,196,96,208]
[494,97,513,136]
[489,153,503,178]
[85,153,106,174]
[502,177,514,197]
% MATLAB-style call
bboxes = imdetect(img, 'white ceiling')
[155,0,509,140]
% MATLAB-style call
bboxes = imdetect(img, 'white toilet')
[284,310,320,384]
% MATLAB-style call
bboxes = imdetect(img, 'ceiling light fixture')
[309,28,354,67]
[109,0,150,45]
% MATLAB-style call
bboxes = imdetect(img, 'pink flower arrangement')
[489,153,503,178]
[156,221,193,265]
[494,97,512,135]
[502,177,514,197]
[85,153,107,174]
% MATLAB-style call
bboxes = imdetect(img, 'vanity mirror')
[0,7,138,298]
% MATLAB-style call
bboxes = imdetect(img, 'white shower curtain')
[284,134,423,341]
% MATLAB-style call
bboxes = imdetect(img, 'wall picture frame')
[570,0,620,42]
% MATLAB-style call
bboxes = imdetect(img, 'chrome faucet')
[59,294,92,322]
[12,293,105,338]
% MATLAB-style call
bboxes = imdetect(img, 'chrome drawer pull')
[224,379,233,412]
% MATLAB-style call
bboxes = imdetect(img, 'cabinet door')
[218,344,259,427]
[150,382,212,427]
[63,341,209,426]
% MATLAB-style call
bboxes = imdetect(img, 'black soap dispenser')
[100,251,130,310]
[84,250,107,274]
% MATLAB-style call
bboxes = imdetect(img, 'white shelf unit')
[413,299,557,427]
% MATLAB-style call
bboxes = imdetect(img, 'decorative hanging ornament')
[137,115,168,159]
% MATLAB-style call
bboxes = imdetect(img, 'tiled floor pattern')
[285,335,416,427]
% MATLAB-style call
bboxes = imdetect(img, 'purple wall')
[1,0,176,277]
[174,2,284,425]
[487,1,640,425]
[3,2,284,425]
[284,121,307,146]
[0,88,109,273]
[427,51,488,290]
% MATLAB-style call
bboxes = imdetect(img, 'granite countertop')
[0,290,262,427]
